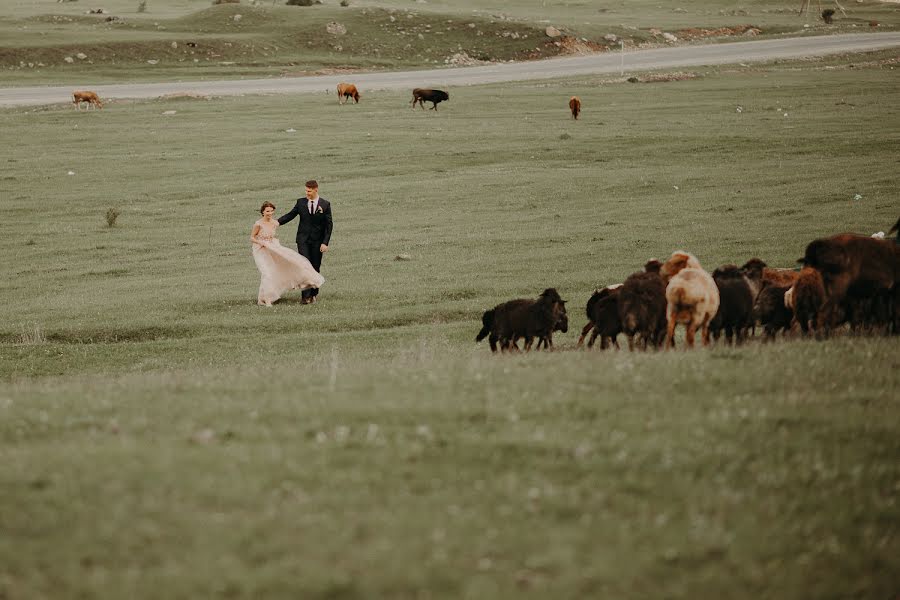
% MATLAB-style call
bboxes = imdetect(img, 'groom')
[278,179,333,304]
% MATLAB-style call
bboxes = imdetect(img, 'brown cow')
[336,83,360,105]
[569,96,581,119]
[73,90,103,110]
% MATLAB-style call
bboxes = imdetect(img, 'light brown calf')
[73,90,103,110]
[336,83,360,105]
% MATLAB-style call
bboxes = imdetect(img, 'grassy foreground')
[1,55,899,598]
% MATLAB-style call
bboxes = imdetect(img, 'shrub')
[137,0,146,12]
[212,0,240,3]
[340,0,349,5]
[286,0,314,5]
[106,208,120,227]
[822,8,835,23]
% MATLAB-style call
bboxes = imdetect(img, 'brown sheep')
[799,233,899,333]
[661,251,720,348]
[787,267,826,336]
[569,96,581,120]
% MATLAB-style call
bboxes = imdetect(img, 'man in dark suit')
[277,179,333,304]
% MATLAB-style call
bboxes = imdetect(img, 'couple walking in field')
[250,180,333,306]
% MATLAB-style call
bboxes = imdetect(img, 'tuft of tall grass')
[105,208,120,227]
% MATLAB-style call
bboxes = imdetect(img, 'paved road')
[2,32,898,107]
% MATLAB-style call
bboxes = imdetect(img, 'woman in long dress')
[251,201,324,306]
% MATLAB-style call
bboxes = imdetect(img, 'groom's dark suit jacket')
[277,197,333,246]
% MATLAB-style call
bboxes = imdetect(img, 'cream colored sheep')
[661,251,720,348]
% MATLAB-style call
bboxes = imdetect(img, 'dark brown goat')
[476,289,567,352]
[709,265,755,345]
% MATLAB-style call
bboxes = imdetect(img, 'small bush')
[106,208,120,227]
[822,8,835,23]
[137,0,146,12]
[340,0,349,6]
[286,0,314,5]
[212,0,240,3]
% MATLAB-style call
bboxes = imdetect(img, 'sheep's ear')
[796,257,805,264]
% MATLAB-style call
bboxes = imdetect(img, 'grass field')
[1,46,899,598]
[2,0,899,84]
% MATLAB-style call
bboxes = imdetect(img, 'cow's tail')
[475,309,495,343]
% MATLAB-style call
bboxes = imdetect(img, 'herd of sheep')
[477,219,900,352]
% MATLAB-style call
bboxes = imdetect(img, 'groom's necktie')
[309,201,314,214]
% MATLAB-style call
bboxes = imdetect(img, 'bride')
[251,202,324,306]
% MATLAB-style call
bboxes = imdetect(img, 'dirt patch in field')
[630,71,701,83]
[674,25,762,39]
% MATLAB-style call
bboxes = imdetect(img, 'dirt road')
[1,32,898,107]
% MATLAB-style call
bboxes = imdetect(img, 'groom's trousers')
[297,241,323,299]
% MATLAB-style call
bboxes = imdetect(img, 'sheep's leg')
[665,316,677,349]
[685,321,697,348]
[576,322,594,348]
[489,334,499,353]
[587,329,600,348]
[523,336,534,352]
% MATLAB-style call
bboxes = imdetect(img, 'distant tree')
[137,0,146,12]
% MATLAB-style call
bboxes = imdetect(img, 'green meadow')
[1,41,899,600]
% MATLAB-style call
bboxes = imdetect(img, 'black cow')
[411,88,449,110]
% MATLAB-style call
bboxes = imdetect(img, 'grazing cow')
[568,96,581,119]
[661,251,720,349]
[411,88,449,110]
[73,90,103,110]
[799,233,899,333]
[709,265,755,345]
[475,289,567,352]
[577,284,622,350]
[336,83,360,105]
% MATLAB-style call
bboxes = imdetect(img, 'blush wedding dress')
[252,219,324,305]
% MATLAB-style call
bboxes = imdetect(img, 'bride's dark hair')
[260,201,276,214]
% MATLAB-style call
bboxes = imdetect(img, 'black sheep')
[709,264,754,345]
[617,270,667,351]
[755,284,792,341]
[476,289,567,352]
[576,285,622,350]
